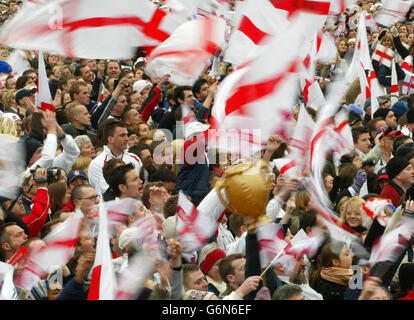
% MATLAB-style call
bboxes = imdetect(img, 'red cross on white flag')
[256,222,286,268]
[402,71,414,95]
[146,17,225,85]
[0,0,190,59]
[369,223,412,265]
[372,44,395,68]
[176,191,218,252]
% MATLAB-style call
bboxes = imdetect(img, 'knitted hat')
[386,156,410,180]
[407,109,414,124]
[132,80,152,94]
[118,227,138,250]
[198,243,226,274]
[395,146,414,162]
[392,101,408,117]
[373,108,391,120]
[21,137,43,167]
[398,263,414,291]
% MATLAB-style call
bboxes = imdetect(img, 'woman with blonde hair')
[72,156,92,175]
[0,117,17,137]
[339,196,367,235]
[2,89,17,111]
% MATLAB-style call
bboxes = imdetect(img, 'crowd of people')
[0,0,414,301]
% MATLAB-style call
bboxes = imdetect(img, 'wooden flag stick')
[260,249,284,278]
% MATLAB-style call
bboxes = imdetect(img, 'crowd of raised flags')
[0,0,413,302]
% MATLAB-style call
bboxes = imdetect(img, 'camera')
[30,167,61,184]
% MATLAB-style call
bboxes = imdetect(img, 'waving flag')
[328,0,357,16]
[346,11,383,115]
[176,191,218,252]
[224,0,288,67]
[213,16,322,152]
[256,222,286,268]
[132,215,165,258]
[374,0,412,27]
[225,0,331,67]
[14,209,84,291]
[300,75,326,109]
[403,71,414,95]
[283,229,324,259]
[402,56,413,72]
[362,198,393,228]
[1,0,192,59]
[286,105,316,177]
[36,50,54,111]
[35,209,84,268]
[88,202,116,300]
[372,44,395,68]
[114,251,155,300]
[6,49,29,78]
[106,198,139,228]
[369,223,413,265]
[0,262,18,300]
[0,134,24,199]
[391,59,399,105]
[146,17,225,85]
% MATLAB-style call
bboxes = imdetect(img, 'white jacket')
[88,145,142,195]
[29,133,80,173]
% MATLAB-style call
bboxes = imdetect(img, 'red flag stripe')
[225,60,299,116]
[280,159,297,175]
[87,265,102,300]
[373,48,393,65]
[270,0,331,18]
[238,15,270,45]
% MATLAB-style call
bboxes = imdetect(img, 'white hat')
[184,121,210,140]
[132,80,152,94]
[2,113,20,122]
[118,227,138,250]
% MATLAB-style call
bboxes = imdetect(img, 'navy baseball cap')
[376,167,388,181]
[67,170,88,184]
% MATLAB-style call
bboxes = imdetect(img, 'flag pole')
[260,249,284,278]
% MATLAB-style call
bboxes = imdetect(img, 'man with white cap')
[112,226,138,274]
[176,120,210,204]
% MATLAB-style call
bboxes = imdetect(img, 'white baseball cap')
[184,121,210,140]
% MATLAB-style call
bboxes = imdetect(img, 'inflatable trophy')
[214,160,273,224]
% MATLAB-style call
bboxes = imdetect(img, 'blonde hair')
[72,156,92,172]
[2,89,16,109]
[340,196,365,223]
[0,117,17,137]
[295,191,310,211]
[65,102,83,122]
